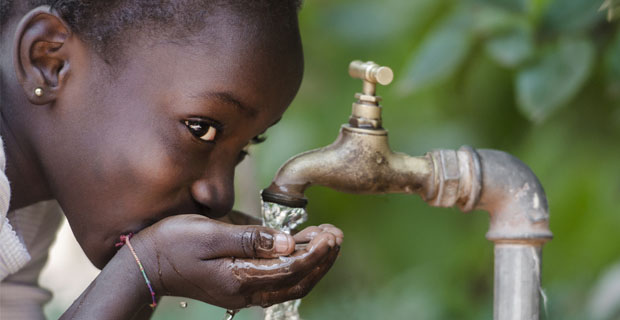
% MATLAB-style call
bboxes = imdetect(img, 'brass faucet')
[262,60,552,320]
[262,61,434,207]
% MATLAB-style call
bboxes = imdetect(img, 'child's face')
[40,20,303,268]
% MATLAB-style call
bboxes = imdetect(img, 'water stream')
[261,200,308,320]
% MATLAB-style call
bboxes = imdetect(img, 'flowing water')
[261,200,308,320]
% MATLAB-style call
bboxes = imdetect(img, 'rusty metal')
[261,60,552,320]
[262,126,433,205]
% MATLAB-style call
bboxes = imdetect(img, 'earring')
[34,87,43,97]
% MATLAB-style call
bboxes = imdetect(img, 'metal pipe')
[261,61,552,319]
[475,149,551,320]
[494,244,543,320]
[425,147,552,319]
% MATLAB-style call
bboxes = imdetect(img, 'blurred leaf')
[472,5,527,37]
[322,0,435,44]
[541,0,605,35]
[516,37,594,122]
[604,28,620,97]
[586,261,620,320]
[485,24,534,67]
[471,0,528,13]
[600,0,620,21]
[398,7,474,93]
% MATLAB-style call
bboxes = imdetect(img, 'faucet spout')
[262,125,433,208]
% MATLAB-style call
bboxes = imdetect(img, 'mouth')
[191,198,224,218]
[103,197,219,264]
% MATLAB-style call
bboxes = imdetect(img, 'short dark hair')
[1,0,302,58]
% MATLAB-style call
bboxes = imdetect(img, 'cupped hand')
[129,215,343,309]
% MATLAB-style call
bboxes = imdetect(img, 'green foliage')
[485,23,534,67]
[599,0,620,21]
[399,6,474,93]
[396,0,610,123]
[604,29,620,95]
[399,0,620,123]
[541,0,604,34]
[516,37,595,122]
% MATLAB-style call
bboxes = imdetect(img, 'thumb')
[204,222,295,259]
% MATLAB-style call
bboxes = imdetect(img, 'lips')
[191,198,226,218]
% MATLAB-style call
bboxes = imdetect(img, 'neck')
[0,87,53,211]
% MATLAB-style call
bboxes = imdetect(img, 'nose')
[191,168,235,218]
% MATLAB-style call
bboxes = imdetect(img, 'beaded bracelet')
[116,233,157,309]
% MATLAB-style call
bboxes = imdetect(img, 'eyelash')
[239,134,267,162]
[183,118,267,162]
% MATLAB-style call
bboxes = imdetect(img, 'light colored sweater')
[0,138,63,319]
[0,138,28,280]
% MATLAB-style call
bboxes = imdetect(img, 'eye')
[237,135,267,164]
[184,120,218,142]
[237,148,250,164]
[251,134,267,144]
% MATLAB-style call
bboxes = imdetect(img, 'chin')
[90,250,113,270]
[81,238,119,270]
[208,210,229,219]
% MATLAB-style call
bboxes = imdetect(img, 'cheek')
[74,129,193,267]
[102,125,192,207]
[123,139,188,194]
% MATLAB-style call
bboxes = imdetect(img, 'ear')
[13,6,72,105]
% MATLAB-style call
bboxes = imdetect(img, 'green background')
[153,0,620,319]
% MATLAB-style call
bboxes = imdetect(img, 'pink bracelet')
[116,233,157,309]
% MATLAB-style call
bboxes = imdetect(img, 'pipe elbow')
[427,147,552,243]
[475,149,552,243]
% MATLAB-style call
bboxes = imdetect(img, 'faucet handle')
[348,60,393,129]
[349,60,394,86]
[348,60,393,97]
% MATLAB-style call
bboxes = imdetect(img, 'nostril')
[191,180,234,218]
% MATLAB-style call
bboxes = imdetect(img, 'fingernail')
[258,231,275,250]
[336,237,343,246]
[328,238,335,247]
[274,233,291,253]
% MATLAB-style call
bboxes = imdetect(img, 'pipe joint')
[426,146,482,212]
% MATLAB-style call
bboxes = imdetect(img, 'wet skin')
[1,5,343,317]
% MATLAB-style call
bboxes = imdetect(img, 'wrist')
[61,244,153,319]
[115,234,160,307]
[92,244,154,313]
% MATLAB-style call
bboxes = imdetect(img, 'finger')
[292,226,322,243]
[319,224,344,245]
[293,225,344,245]
[227,231,337,292]
[253,244,341,307]
[201,221,295,259]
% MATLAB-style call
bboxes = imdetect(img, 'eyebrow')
[195,91,258,117]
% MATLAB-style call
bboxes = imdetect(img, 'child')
[0,1,344,319]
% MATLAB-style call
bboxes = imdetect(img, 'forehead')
[110,13,303,117]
